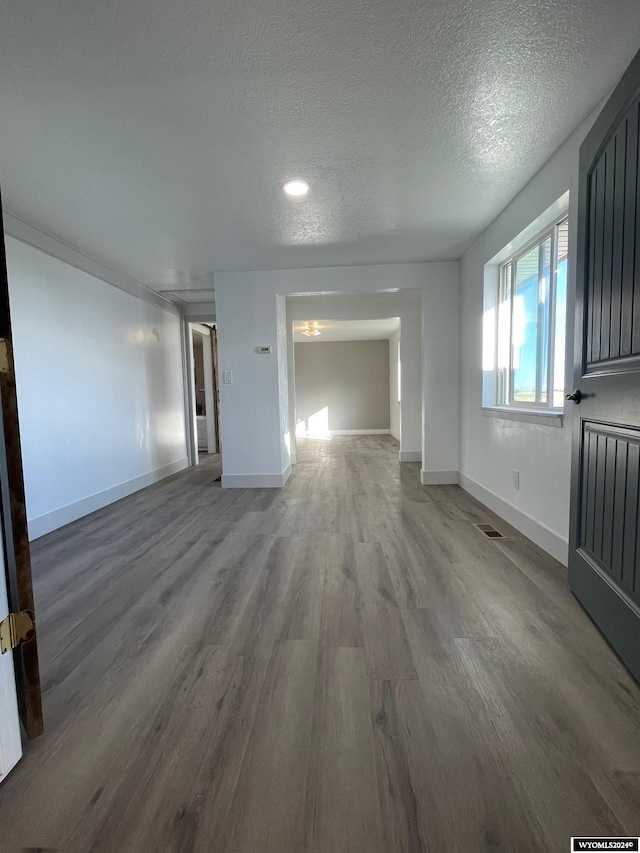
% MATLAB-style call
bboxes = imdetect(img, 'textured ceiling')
[1,1,639,292]
[294,318,400,342]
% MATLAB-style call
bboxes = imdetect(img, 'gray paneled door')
[569,49,640,681]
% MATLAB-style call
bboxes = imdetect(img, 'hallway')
[0,436,638,851]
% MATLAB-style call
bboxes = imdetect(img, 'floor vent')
[474,523,504,539]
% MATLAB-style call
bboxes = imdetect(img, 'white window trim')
[481,406,563,428]
[482,192,569,426]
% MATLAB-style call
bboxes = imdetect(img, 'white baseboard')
[457,472,569,566]
[390,429,401,441]
[222,463,292,489]
[28,457,190,540]
[399,450,421,463]
[420,469,458,485]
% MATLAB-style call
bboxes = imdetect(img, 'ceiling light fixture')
[301,325,321,337]
[283,179,309,197]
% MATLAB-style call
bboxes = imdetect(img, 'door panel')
[586,95,640,367]
[569,49,640,681]
[579,423,640,598]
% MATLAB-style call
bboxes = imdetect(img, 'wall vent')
[474,523,504,539]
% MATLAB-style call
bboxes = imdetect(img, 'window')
[491,216,568,411]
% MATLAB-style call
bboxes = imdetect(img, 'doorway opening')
[187,323,221,476]
[291,317,402,470]
[292,318,399,441]
[286,290,423,476]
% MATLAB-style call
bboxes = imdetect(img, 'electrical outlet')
[512,469,520,489]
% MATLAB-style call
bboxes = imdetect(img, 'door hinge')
[0,610,35,654]
[0,338,12,374]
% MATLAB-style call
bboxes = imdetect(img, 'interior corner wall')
[216,263,458,486]
[294,340,390,432]
[458,108,601,565]
[5,236,189,539]
[276,294,291,478]
[216,274,284,486]
[389,329,400,442]
[421,263,459,481]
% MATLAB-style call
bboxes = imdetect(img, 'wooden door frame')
[0,197,43,738]
[210,327,221,456]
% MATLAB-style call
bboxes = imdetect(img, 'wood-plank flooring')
[0,435,639,852]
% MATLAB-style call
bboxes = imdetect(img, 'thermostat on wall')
[256,345,272,354]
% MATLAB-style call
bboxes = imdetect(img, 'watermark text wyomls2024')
[571,839,639,852]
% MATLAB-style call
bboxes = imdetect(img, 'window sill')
[481,406,564,428]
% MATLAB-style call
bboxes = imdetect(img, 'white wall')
[287,291,423,463]
[6,236,189,539]
[459,110,600,565]
[216,263,458,487]
[295,340,390,432]
[389,329,400,442]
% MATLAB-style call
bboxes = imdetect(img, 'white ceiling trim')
[2,212,181,317]
[160,288,216,304]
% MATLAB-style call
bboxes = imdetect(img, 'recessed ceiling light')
[283,179,309,197]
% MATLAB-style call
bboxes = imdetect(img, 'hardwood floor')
[0,435,639,851]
